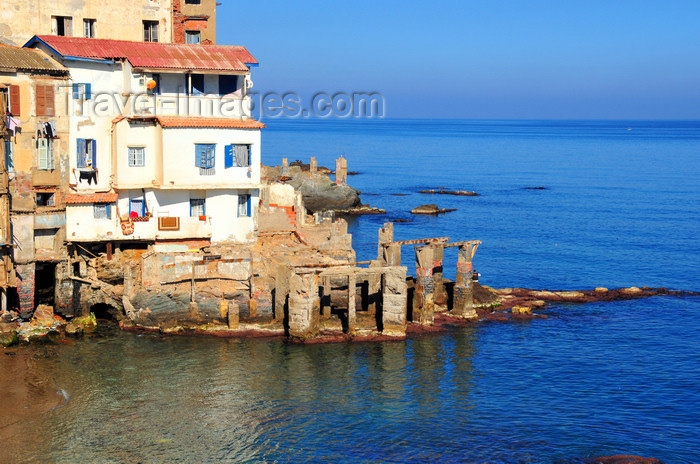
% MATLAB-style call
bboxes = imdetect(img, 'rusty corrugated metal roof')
[156,116,265,129]
[32,36,258,72]
[65,193,118,204]
[0,44,68,74]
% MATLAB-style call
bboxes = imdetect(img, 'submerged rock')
[65,313,97,336]
[418,189,479,196]
[410,204,457,215]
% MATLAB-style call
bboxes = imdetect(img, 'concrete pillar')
[366,260,382,316]
[381,266,408,336]
[377,222,394,262]
[321,275,332,319]
[274,264,290,322]
[16,263,35,319]
[347,272,356,335]
[453,244,477,319]
[310,156,317,174]
[432,244,446,307]
[288,271,320,339]
[335,156,347,185]
[384,244,401,267]
[294,192,305,228]
[413,245,435,325]
[281,158,289,177]
[227,301,239,329]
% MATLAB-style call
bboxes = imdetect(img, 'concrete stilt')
[347,272,356,335]
[288,271,320,339]
[381,266,408,335]
[310,156,317,174]
[414,245,435,325]
[377,222,394,263]
[227,301,240,329]
[321,275,332,319]
[274,264,290,322]
[335,156,347,185]
[453,244,477,319]
[432,244,446,307]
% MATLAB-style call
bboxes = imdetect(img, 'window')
[225,144,250,168]
[35,85,55,116]
[72,83,91,100]
[129,199,145,217]
[147,74,160,96]
[94,204,111,219]
[76,139,96,169]
[4,140,13,173]
[195,143,215,175]
[238,194,251,217]
[185,0,201,4]
[36,192,55,207]
[190,198,205,217]
[37,138,55,170]
[143,21,159,42]
[185,31,201,44]
[128,147,145,167]
[52,16,72,36]
[190,74,205,96]
[83,19,96,38]
[219,75,239,96]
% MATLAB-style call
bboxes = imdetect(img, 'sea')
[2,119,699,463]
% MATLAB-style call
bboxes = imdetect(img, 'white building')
[24,35,264,248]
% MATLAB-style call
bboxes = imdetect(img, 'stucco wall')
[161,126,261,189]
[0,0,173,46]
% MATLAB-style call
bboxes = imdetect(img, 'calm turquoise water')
[4,120,700,463]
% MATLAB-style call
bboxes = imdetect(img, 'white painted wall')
[67,188,258,244]
[161,126,261,189]
[113,119,160,188]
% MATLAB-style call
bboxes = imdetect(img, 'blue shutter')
[225,144,233,168]
[90,139,97,167]
[195,145,204,167]
[106,205,111,219]
[72,84,80,100]
[77,138,86,168]
[246,194,252,217]
[85,83,91,100]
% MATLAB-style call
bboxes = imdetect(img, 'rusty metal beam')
[443,240,481,248]
[390,237,449,246]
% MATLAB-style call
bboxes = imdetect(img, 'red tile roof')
[156,117,266,129]
[65,193,118,204]
[32,35,257,72]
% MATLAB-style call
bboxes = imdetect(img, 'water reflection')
[3,299,699,463]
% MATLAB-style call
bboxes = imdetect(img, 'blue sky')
[218,0,700,119]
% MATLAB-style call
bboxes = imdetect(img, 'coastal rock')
[334,205,386,215]
[595,287,608,292]
[418,188,479,196]
[622,287,642,294]
[410,204,457,215]
[0,328,19,347]
[32,305,56,326]
[287,173,361,212]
